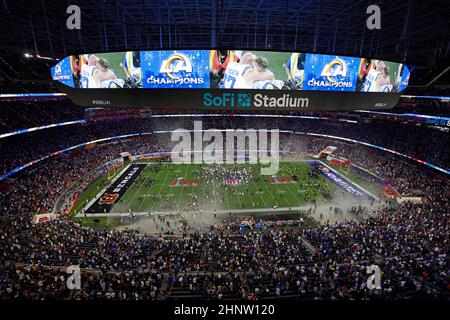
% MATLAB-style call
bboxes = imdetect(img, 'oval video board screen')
[51,50,410,93]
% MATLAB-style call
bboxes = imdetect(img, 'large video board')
[51,50,410,93]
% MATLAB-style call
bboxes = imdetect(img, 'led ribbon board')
[51,50,410,111]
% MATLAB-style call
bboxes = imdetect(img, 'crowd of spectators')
[1,113,448,178]
[2,129,446,217]
[0,53,448,300]
[0,127,448,300]
[0,99,84,133]
[0,136,165,215]
[0,200,447,299]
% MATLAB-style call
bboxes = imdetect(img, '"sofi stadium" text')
[253,93,309,108]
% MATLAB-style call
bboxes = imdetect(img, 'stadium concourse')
[0,95,448,299]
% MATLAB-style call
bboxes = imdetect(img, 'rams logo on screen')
[320,58,347,82]
[52,63,71,81]
[55,64,62,75]
[146,52,205,85]
[307,58,353,89]
[159,53,193,79]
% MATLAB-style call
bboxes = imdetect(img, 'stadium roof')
[1,0,450,66]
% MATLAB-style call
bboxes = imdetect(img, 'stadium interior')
[0,0,449,305]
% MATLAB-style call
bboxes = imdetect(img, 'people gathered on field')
[0,119,448,299]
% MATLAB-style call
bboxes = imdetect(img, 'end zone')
[83,163,147,214]
[307,160,380,201]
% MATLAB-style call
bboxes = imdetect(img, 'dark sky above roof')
[1,0,450,66]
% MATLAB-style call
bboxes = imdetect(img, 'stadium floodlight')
[37,55,54,60]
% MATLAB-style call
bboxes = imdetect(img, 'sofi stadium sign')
[203,92,310,108]
[51,49,409,111]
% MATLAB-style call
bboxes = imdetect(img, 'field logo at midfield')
[269,175,297,184]
[223,178,245,186]
[170,177,198,187]
[171,121,279,175]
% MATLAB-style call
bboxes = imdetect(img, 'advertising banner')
[57,84,402,111]
[317,146,337,157]
[32,213,57,224]
[398,64,410,92]
[326,155,351,167]
[397,196,423,204]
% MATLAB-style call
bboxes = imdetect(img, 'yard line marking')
[128,171,150,211]
[269,171,291,208]
[177,164,190,212]
[150,163,173,212]
[262,177,278,207]
[223,178,231,211]
[250,178,268,208]
[137,165,164,212]
[285,163,309,205]
[234,185,244,209]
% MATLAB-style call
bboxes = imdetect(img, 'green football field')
[108,161,334,213]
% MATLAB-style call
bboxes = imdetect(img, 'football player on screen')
[243,57,275,86]
[362,60,393,92]
[80,55,117,88]
[219,52,256,89]
[70,55,86,88]
[96,58,117,88]
[79,55,99,88]
[121,51,142,88]
[284,52,305,89]
[209,50,240,87]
